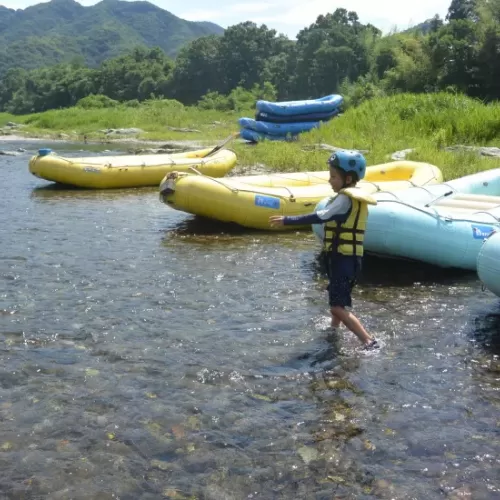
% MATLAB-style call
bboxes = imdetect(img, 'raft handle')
[425,190,454,207]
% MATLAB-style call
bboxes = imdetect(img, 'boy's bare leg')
[331,306,373,345]
[331,313,341,328]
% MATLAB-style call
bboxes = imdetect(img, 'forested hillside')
[0,0,223,78]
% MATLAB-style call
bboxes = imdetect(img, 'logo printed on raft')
[255,195,280,209]
[471,224,495,239]
[83,167,101,173]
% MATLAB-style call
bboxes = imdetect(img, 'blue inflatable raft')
[256,94,343,117]
[238,117,321,137]
[240,128,297,143]
[313,168,500,270]
[255,108,340,124]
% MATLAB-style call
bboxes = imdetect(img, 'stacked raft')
[239,94,343,143]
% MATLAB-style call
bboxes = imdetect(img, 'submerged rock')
[297,445,320,464]
[229,163,270,176]
[302,143,370,154]
[128,147,183,155]
[0,150,21,156]
[391,148,415,160]
[159,140,211,150]
[100,128,144,136]
[166,126,201,133]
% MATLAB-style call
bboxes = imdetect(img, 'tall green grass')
[7,93,500,180]
[12,101,241,140]
[0,112,18,127]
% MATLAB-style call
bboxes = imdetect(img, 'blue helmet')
[327,150,366,180]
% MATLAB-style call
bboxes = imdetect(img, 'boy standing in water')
[269,150,379,350]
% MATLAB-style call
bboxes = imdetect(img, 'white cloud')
[229,3,273,14]
[1,0,41,7]
[180,2,274,23]
[234,0,450,35]
[178,8,227,22]
[276,0,449,29]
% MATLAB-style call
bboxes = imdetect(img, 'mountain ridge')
[0,0,224,76]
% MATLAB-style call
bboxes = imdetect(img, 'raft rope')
[376,197,500,225]
[58,155,220,169]
[199,176,300,201]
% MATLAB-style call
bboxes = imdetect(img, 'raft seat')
[451,193,500,203]
[434,199,500,211]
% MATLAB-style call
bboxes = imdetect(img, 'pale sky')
[1,0,452,37]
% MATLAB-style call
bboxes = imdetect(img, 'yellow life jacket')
[323,188,377,256]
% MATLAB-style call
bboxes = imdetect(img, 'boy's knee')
[330,305,346,316]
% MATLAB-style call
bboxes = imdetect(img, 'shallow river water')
[0,141,499,499]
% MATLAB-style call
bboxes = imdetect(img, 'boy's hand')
[269,215,285,227]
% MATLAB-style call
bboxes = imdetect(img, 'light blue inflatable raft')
[313,168,500,270]
[256,94,343,116]
[477,231,500,297]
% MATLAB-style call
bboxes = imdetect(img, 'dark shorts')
[327,275,356,308]
[322,253,361,308]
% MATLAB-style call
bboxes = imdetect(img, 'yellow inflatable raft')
[159,161,443,230]
[28,147,237,189]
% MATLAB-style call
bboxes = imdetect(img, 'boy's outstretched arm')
[268,195,352,228]
[269,212,322,227]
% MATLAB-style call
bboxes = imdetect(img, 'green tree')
[217,22,287,93]
[428,19,480,94]
[0,68,28,110]
[446,0,479,21]
[168,35,221,104]
[381,35,435,93]
[292,9,379,96]
[95,47,174,101]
